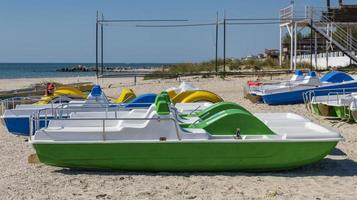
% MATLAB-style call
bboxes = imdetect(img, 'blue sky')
[0,0,354,63]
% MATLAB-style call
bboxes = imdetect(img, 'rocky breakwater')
[56,65,159,73]
[56,65,98,72]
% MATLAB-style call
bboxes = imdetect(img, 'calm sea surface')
[0,63,164,79]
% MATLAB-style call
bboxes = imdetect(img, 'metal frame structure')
[95,12,296,80]
[95,12,225,79]
[279,2,357,70]
[279,4,302,70]
[95,13,191,76]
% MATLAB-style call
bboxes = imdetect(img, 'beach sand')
[0,75,356,199]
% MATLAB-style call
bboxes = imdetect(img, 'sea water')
[0,63,164,79]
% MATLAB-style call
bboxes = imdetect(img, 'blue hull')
[262,82,357,105]
[3,117,48,136]
[4,104,151,136]
[3,93,157,136]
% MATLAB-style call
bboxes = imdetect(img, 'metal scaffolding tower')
[279,1,357,70]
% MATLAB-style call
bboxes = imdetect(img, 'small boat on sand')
[246,71,357,105]
[1,86,213,135]
[244,70,306,103]
[29,92,342,171]
[306,89,357,121]
[117,82,223,104]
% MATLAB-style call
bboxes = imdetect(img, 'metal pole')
[294,22,297,70]
[291,1,294,70]
[290,25,293,70]
[279,26,282,66]
[326,39,329,69]
[315,31,318,69]
[96,12,99,80]
[326,24,330,69]
[310,18,313,70]
[327,0,331,10]
[348,27,352,51]
[215,12,219,73]
[223,14,226,76]
[101,14,104,77]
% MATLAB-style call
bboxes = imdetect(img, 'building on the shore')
[264,49,280,60]
[279,0,357,70]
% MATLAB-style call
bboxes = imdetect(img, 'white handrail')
[31,115,182,141]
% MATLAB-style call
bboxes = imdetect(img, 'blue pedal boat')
[249,71,357,105]
[1,85,156,136]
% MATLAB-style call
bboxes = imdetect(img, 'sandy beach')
[0,75,356,200]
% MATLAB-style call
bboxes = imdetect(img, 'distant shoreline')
[0,63,168,79]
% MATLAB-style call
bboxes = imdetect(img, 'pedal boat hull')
[32,140,338,172]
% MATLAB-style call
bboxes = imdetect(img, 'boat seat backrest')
[143,104,156,117]
[119,111,158,125]
[127,104,157,118]
[83,85,109,107]
[301,71,321,86]
[154,92,171,115]
[111,113,180,140]
[290,70,305,82]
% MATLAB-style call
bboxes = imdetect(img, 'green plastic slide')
[194,101,252,120]
[189,109,274,135]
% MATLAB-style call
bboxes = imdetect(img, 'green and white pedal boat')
[30,93,342,171]
[309,94,342,117]
[308,92,357,120]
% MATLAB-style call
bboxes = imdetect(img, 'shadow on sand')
[53,148,357,177]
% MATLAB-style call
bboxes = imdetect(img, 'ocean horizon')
[0,63,168,79]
